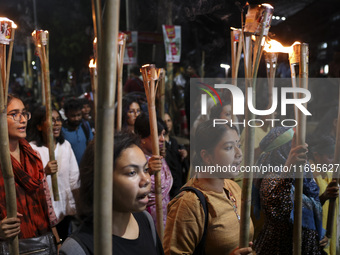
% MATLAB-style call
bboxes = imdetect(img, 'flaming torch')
[140,64,163,239]
[32,30,60,201]
[240,3,274,248]
[263,39,293,122]
[0,17,19,255]
[116,32,126,131]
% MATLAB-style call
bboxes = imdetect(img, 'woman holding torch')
[0,95,60,253]
[134,113,173,229]
[163,120,254,255]
[27,106,79,241]
[252,127,327,254]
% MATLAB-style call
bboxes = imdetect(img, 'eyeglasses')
[7,111,31,121]
[127,109,141,115]
[52,118,62,125]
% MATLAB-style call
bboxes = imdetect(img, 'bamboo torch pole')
[140,64,163,239]
[32,30,59,201]
[289,43,301,122]
[292,43,309,255]
[157,68,166,119]
[230,27,243,124]
[93,0,119,253]
[325,86,340,238]
[116,33,126,131]
[0,18,19,255]
[265,52,278,122]
[239,4,273,248]
[231,27,243,86]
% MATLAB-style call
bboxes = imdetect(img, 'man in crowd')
[62,98,94,165]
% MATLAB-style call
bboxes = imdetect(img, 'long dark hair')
[7,94,21,106]
[27,106,65,146]
[134,113,165,138]
[121,96,141,127]
[77,131,141,219]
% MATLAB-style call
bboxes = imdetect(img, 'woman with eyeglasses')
[0,95,60,253]
[121,96,142,132]
[27,105,79,241]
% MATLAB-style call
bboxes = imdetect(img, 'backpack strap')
[180,187,208,255]
[142,211,157,247]
[80,120,90,145]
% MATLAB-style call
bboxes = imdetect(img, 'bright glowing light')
[32,61,35,65]
[0,18,17,28]
[264,39,301,53]
[220,64,230,70]
[281,17,286,21]
[324,64,329,74]
[89,59,96,68]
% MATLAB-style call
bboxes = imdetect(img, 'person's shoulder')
[29,141,38,150]
[168,184,204,213]
[224,179,241,193]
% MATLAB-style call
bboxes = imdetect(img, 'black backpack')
[179,187,209,255]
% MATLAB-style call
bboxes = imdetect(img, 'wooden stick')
[239,33,255,248]
[156,69,165,119]
[293,43,308,255]
[0,91,19,255]
[239,5,272,248]
[1,45,6,100]
[0,20,19,254]
[289,43,300,122]
[230,28,243,125]
[326,86,340,237]
[116,33,126,131]
[94,0,119,253]
[265,52,278,121]
[39,32,60,201]
[5,29,14,100]
[140,64,164,240]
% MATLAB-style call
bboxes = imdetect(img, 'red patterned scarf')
[0,139,50,238]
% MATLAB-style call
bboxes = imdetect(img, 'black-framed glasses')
[7,111,31,121]
[52,117,62,125]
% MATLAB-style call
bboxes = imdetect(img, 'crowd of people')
[0,66,339,255]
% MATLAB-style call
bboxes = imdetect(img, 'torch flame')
[89,59,96,68]
[264,39,301,53]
